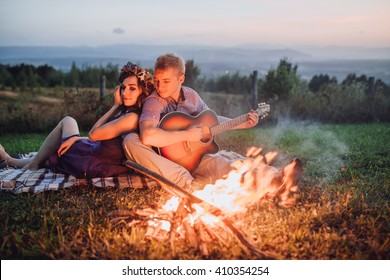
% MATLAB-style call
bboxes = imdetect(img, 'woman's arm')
[59,109,140,155]
[89,105,120,139]
[57,135,88,156]
[89,87,127,141]
[89,112,139,141]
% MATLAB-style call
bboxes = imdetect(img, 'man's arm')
[139,120,202,147]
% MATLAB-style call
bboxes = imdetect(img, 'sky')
[0,0,389,48]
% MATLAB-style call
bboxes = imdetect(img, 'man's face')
[153,67,184,99]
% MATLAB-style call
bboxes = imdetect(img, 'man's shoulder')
[144,91,166,105]
[182,86,201,101]
[182,86,198,95]
[147,91,160,99]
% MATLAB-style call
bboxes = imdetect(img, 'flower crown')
[119,62,154,94]
[120,62,149,82]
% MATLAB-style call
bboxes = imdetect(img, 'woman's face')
[121,76,142,106]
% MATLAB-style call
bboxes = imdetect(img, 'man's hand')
[187,127,203,142]
[243,110,259,128]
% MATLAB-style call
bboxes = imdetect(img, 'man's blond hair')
[154,53,185,76]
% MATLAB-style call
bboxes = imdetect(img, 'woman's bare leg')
[0,144,33,167]
[1,116,80,169]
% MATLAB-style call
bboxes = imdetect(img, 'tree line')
[1,60,389,98]
[0,62,119,90]
[1,59,389,129]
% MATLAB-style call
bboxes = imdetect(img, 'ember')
[112,147,302,258]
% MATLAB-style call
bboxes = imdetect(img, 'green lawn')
[0,123,389,259]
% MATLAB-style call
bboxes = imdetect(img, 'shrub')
[63,88,108,131]
[0,89,114,134]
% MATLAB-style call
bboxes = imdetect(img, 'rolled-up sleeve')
[139,95,164,126]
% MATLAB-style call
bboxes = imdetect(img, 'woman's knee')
[63,116,75,122]
[60,116,77,127]
[59,116,79,137]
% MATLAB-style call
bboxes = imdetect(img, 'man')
[123,53,262,190]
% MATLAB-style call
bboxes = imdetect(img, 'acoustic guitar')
[157,103,270,172]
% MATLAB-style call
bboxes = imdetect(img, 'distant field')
[200,59,390,84]
[296,59,390,83]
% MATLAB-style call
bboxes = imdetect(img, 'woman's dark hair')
[118,62,155,113]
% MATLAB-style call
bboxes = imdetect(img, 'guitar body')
[157,103,270,172]
[158,110,220,172]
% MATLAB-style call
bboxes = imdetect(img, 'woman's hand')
[114,86,123,107]
[57,136,80,157]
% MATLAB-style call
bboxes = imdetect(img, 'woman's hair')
[118,62,155,112]
[154,53,186,76]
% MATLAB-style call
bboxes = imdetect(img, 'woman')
[0,62,154,178]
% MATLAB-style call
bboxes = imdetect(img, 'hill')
[0,44,389,83]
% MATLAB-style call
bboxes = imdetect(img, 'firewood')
[125,160,276,259]
[195,221,209,256]
[202,221,228,247]
[169,200,187,255]
[182,217,199,248]
[135,208,158,217]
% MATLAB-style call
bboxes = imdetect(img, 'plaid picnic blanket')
[0,150,245,195]
[0,167,159,195]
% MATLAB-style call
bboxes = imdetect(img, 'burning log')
[112,148,301,259]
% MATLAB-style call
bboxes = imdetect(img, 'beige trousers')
[122,133,244,188]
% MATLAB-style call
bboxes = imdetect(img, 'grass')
[0,123,389,259]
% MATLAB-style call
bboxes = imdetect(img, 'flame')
[162,196,180,212]
[146,147,301,233]
[191,149,294,214]
[146,196,179,232]
[159,220,171,231]
[191,204,220,225]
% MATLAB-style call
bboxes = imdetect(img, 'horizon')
[1,44,389,84]
[1,0,390,48]
[1,43,389,63]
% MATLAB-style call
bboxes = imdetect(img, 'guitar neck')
[210,114,248,136]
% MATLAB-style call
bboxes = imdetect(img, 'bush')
[0,89,114,134]
[284,82,390,123]
[63,88,110,131]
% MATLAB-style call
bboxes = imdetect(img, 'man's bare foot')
[0,144,10,168]
[0,144,10,159]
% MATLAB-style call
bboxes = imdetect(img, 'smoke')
[258,117,349,184]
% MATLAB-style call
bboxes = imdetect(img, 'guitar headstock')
[256,102,270,119]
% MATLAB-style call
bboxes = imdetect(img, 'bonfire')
[111,147,302,259]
